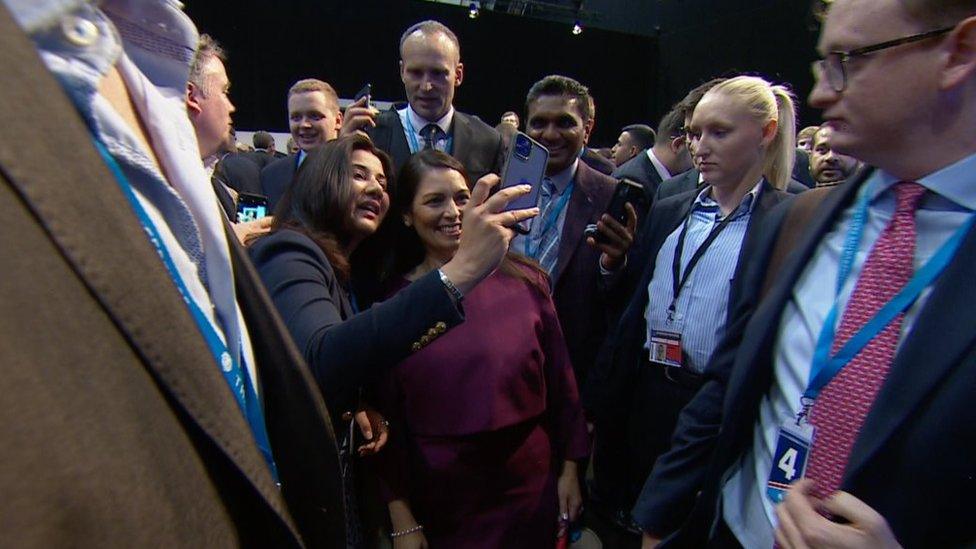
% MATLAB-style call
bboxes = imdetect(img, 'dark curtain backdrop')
[184,0,822,147]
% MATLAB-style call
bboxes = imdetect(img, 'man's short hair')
[525,75,594,122]
[399,20,461,58]
[797,125,820,143]
[815,0,976,27]
[188,34,225,93]
[675,78,726,122]
[622,124,656,151]
[253,131,275,150]
[655,108,686,144]
[287,79,339,106]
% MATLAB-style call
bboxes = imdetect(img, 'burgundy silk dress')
[374,267,590,548]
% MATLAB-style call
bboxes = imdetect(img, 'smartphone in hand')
[499,132,549,234]
[354,83,371,109]
[236,192,269,223]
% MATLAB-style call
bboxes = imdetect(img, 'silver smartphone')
[499,131,549,233]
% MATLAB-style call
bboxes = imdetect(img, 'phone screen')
[236,193,269,223]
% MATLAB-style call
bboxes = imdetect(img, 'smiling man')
[366,20,503,183]
[510,75,619,395]
[631,0,976,547]
[261,79,343,209]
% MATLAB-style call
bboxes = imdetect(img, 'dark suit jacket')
[581,146,616,176]
[549,161,617,388]
[656,169,807,201]
[366,108,503,183]
[0,7,345,546]
[586,180,791,422]
[212,176,238,222]
[634,170,976,547]
[248,229,465,418]
[613,151,666,199]
[793,148,816,188]
[217,152,263,196]
[261,153,300,212]
[244,150,279,170]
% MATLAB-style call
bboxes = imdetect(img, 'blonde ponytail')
[707,76,797,190]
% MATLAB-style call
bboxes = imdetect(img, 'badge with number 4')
[766,421,815,504]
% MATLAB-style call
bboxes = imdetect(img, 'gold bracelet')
[390,524,424,539]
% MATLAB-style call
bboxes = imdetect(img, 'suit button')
[427,328,438,337]
[435,322,447,333]
[411,342,421,352]
[420,335,430,345]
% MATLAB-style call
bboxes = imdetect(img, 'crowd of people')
[2,0,975,548]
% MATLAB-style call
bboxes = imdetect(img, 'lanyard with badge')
[403,113,453,154]
[765,182,975,503]
[92,138,280,484]
[525,180,575,260]
[649,198,741,369]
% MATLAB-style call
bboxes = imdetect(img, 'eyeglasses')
[812,26,954,92]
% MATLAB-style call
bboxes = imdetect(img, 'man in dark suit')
[0,2,347,546]
[185,34,271,243]
[614,108,694,199]
[262,78,344,210]
[634,1,976,547]
[512,75,622,394]
[364,21,503,183]
[247,131,284,169]
[610,124,656,168]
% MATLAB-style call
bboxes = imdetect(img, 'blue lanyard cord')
[404,113,453,154]
[800,183,976,420]
[91,138,279,482]
[526,180,575,259]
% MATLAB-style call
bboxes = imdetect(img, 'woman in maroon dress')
[374,150,590,548]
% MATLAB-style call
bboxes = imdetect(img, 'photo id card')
[649,330,683,368]
[766,421,815,504]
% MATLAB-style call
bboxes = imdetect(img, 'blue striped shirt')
[643,182,762,373]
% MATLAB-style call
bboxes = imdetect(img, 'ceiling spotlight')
[469,2,480,18]
[572,20,583,35]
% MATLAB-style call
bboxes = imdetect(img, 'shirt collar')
[695,178,764,219]
[406,103,454,134]
[546,158,579,194]
[866,151,976,211]
[646,148,672,181]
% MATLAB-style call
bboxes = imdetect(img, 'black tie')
[420,123,441,151]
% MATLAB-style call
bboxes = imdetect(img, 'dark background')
[185,0,824,147]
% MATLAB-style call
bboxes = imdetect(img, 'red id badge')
[649,330,683,368]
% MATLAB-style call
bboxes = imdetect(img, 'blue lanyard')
[800,183,975,418]
[526,180,575,259]
[404,112,453,154]
[92,138,279,483]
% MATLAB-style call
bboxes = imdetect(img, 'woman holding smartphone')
[249,135,537,546]
[373,150,589,548]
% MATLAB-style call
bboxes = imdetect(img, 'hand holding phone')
[498,132,549,234]
[586,178,646,270]
[339,83,377,137]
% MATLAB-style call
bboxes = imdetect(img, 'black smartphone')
[236,192,269,223]
[354,83,371,109]
[585,178,648,242]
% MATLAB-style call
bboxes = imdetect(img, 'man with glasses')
[632,1,976,547]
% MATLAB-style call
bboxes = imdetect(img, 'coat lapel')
[552,162,599,285]
[0,9,297,539]
[387,110,412,169]
[451,111,473,168]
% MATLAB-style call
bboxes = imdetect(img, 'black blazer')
[585,180,791,422]
[633,170,976,547]
[656,169,807,202]
[248,229,465,417]
[216,152,263,196]
[366,108,503,183]
[261,154,300,212]
[613,151,665,199]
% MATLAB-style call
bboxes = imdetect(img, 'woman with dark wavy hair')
[373,150,589,548]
